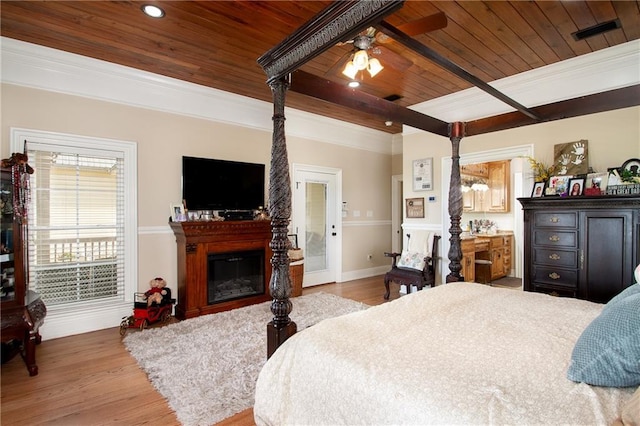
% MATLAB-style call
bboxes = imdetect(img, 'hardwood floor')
[1,275,400,425]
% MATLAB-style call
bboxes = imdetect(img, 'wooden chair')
[384,232,441,300]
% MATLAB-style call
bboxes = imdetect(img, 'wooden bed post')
[446,121,465,283]
[258,0,406,358]
[266,76,297,359]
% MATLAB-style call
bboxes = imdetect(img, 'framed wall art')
[553,139,588,176]
[405,197,425,218]
[412,158,433,191]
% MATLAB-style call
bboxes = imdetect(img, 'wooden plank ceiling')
[1,1,639,134]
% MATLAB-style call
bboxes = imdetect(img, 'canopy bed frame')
[257,0,640,357]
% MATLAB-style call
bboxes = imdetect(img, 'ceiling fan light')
[367,58,383,77]
[352,50,369,70]
[342,61,358,79]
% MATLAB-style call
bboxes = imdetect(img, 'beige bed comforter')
[254,282,634,425]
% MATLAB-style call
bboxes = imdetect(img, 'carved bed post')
[446,121,465,283]
[257,0,406,358]
[266,76,297,359]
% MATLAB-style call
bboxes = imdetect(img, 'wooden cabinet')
[1,166,46,376]
[488,160,510,212]
[488,234,512,280]
[462,161,509,213]
[519,196,639,303]
[502,234,512,276]
[461,239,475,282]
[461,233,512,283]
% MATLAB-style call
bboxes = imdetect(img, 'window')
[11,128,137,337]
[29,151,123,306]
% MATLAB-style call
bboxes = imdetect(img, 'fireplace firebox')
[208,250,265,304]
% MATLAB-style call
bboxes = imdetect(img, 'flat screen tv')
[182,156,265,211]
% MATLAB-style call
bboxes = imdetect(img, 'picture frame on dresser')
[568,178,585,196]
[546,175,572,196]
[585,172,608,193]
[531,182,545,198]
[170,203,186,222]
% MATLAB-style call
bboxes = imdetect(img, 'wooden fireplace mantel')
[170,220,273,319]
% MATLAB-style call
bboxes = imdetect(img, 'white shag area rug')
[123,292,368,426]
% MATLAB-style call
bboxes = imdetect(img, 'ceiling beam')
[289,70,450,136]
[377,20,542,122]
[258,1,404,84]
[465,84,640,136]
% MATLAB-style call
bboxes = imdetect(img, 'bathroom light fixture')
[462,177,489,192]
[141,4,165,18]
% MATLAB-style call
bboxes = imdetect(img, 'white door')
[391,175,403,253]
[292,165,340,286]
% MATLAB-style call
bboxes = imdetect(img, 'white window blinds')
[28,149,125,306]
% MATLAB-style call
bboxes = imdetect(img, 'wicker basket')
[290,261,304,297]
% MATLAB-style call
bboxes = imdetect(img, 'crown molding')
[404,39,640,135]
[0,37,393,154]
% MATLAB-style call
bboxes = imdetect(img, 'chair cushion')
[567,292,640,387]
[397,250,426,270]
[407,231,434,257]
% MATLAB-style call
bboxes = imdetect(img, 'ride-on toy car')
[119,289,175,336]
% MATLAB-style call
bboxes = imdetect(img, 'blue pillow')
[567,293,640,387]
[603,283,640,313]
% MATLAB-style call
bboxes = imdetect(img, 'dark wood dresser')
[519,195,639,303]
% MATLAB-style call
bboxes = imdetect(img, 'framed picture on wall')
[405,197,425,218]
[412,158,433,191]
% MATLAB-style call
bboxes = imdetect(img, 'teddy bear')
[144,277,168,307]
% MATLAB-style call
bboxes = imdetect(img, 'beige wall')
[402,106,640,228]
[1,84,393,291]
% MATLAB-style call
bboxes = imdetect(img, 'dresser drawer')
[533,212,578,228]
[533,230,577,248]
[530,284,577,299]
[532,266,578,288]
[533,248,578,268]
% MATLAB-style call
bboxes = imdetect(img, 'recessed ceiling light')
[348,81,360,88]
[141,4,165,18]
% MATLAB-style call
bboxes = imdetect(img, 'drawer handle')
[549,253,560,260]
[549,272,560,280]
[550,217,559,223]
[549,235,560,242]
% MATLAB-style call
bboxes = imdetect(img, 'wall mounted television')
[182,156,265,212]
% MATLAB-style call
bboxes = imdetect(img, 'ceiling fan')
[326,12,448,80]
